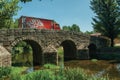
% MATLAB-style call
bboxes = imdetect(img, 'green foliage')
[8,68,107,80]
[0,67,11,78]
[90,0,120,47]
[1,67,109,80]
[57,47,64,67]
[43,64,59,69]
[62,26,71,31]
[62,24,81,32]
[71,24,80,32]
[25,70,56,80]
[85,31,94,34]
[11,67,27,75]
[91,59,98,62]
[117,0,120,5]
[0,0,20,28]
[57,47,63,57]
[12,41,33,66]
[10,74,22,80]
[64,68,87,80]
[12,19,19,28]
[10,67,28,80]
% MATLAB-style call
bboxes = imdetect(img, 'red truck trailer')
[18,16,60,30]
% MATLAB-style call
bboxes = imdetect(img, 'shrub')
[0,67,11,78]
[43,64,59,69]
[10,74,22,80]
[91,59,98,62]
[8,67,109,80]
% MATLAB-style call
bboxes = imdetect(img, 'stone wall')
[0,29,90,48]
[90,35,110,49]
[0,46,11,67]
[0,28,110,66]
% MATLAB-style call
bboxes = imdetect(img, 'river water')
[25,60,120,80]
[64,60,120,80]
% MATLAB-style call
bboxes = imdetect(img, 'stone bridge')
[0,29,109,66]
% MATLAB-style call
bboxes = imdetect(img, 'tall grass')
[43,64,60,69]
[0,66,109,80]
[10,67,109,80]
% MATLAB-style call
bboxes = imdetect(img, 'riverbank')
[65,60,120,80]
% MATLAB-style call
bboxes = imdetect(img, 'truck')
[18,16,60,30]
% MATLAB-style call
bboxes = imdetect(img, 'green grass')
[91,59,98,62]
[0,67,11,78]
[11,67,27,75]
[43,64,60,69]
[8,67,109,80]
[57,47,64,57]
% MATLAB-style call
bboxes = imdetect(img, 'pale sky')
[14,0,95,32]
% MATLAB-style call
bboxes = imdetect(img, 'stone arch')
[88,43,97,59]
[61,40,77,61]
[11,37,43,66]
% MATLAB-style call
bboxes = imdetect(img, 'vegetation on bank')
[0,66,109,80]
[12,41,33,66]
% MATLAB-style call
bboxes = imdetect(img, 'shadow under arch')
[61,40,77,61]
[88,43,97,59]
[24,40,43,66]
[12,39,43,67]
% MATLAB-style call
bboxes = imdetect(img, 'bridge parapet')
[0,28,111,66]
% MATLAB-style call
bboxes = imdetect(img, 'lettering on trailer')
[23,17,44,29]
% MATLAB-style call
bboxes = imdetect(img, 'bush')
[43,64,59,69]
[10,74,22,80]
[91,59,98,62]
[24,70,64,80]
[8,67,109,80]
[0,67,11,78]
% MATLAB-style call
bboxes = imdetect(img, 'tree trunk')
[111,38,114,47]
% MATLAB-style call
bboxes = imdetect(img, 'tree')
[62,24,81,32]
[0,0,20,29]
[62,26,71,31]
[12,41,32,66]
[117,0,120,5]
[13,19,19,28]
[90,0,120,47]
[71,24,80,32]
[23,44,32,66]
[85,31,94,34]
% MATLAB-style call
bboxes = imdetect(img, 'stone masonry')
[0,28,110,66]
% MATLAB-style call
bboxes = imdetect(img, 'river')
[64,60,120,80]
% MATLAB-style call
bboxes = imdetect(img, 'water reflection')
[26,67,34,73]
[94,69,106,78]
[116,64,120,73]
[25,66,42,73]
